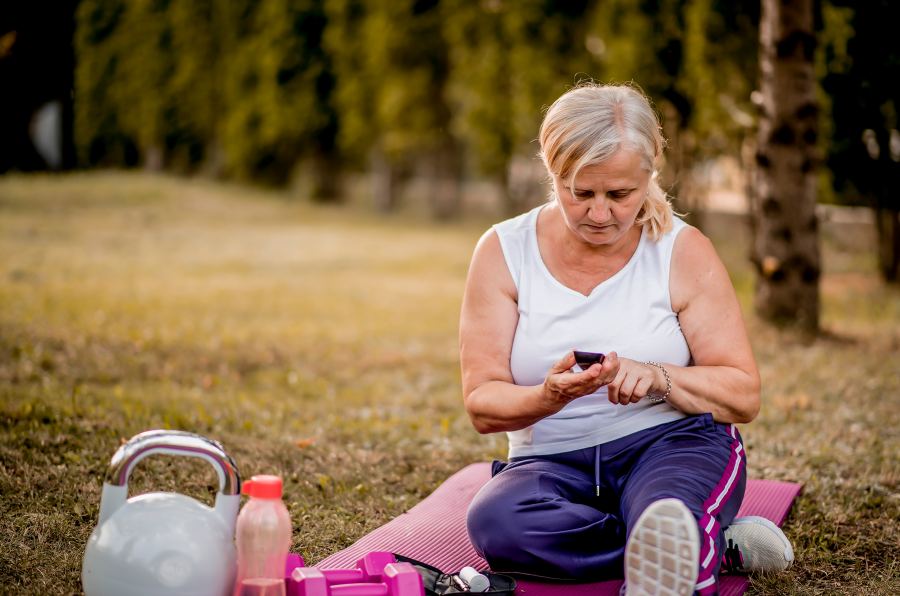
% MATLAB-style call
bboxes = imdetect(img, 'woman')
[459,83,793,596]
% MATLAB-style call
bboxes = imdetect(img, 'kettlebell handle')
[105,429,241,494]
[96,430,243,528]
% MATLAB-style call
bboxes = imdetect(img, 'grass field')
[1,172,897,594]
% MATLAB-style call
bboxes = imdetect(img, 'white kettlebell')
[82,430,242,596]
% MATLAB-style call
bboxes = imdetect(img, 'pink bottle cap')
[242,475,283,498]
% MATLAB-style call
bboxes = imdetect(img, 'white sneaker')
[722,516,794,573]
[625,498,700,596]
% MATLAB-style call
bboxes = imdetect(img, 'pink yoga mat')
[316,463,801,595]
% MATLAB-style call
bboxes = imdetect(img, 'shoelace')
[722,538,744,572]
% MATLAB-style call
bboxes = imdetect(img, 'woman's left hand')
[605,357,665,405]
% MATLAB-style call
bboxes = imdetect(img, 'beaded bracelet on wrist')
[645,361,671,403]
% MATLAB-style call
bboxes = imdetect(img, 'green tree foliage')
[321,0,372,164]
[324,0,457,213]
[502,1,592,143]
[584,0,658,86]
[166,0,220,171]
[442,0,514,181]
[74,0,134,166]
[221,0,334,185]
[109,0,174,170]
[74,0,762,215]
[75,0,335,186]
[443,0,592,213]
[84,0,898,242]
[75,0,217,170]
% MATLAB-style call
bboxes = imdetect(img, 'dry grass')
[1,172,897,594]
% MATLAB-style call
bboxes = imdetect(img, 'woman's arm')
[606,226,760,423]
[459,230,614,433]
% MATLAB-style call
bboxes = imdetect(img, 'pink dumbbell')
[286,553,307,576]
[321,552,398,585]
[284,552,396,589]
[289,562,424,596]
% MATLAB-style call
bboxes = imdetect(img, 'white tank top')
[494,204,691,457]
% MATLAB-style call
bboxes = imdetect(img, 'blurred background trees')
[59,0,768,214]
[1,0,897,296]
[819,0,900,282]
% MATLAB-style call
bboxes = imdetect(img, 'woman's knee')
[468,492,622,580]
[466,484,523,556]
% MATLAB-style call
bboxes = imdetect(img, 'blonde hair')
[539,82,673,240]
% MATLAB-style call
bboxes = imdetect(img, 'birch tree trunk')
[753,0,820,332]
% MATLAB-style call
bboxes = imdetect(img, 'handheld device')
[573,350,605,370]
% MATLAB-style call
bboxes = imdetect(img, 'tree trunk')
[203,140,225,179]
[752,0,820,332]
[741,133,759,267]
[144,145,164,172]
[370,148,400,213]
[428,141,462,220]
[876,207,900,282]
[872,126,900,284]
[308,152,343,204]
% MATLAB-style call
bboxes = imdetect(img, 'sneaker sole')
[727,515,795,568]
[625,498,700,596]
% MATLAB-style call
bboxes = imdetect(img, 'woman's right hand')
[543,351,619,407]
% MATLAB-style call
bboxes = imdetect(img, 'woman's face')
[552,149,650,248]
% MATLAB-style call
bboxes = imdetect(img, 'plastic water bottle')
[234,475,292,596]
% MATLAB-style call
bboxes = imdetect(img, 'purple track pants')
[466,413,745,594]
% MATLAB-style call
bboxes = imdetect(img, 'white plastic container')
[234,475,292,596]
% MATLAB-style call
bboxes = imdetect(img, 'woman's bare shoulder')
[670,224,730,311]
[468,227,517,299]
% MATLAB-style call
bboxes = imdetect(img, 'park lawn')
[0,172,897,595]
